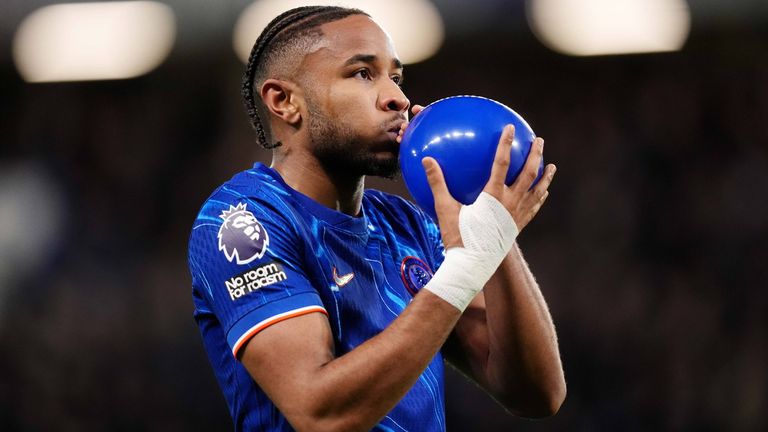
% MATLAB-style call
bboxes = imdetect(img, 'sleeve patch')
[225,261,288,301]
[218,202,270,265]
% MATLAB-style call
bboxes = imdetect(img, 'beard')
[306,99,400,179]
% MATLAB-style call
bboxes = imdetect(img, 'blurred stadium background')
[1,0,767,430]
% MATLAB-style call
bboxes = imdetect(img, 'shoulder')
[192,167,302,233]
[197,169,292,221]
[189,167,304,263]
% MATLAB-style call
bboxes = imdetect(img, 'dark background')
[1,1,766,430]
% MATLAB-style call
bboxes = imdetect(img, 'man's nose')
[379,82,410,113]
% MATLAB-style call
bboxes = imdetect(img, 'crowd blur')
[1,23,766,431]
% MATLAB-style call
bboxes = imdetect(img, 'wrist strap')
[425,193,518,312]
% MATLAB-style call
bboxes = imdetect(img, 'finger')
[422,157,453,205]
[487,125,515,188]
[517,188,550,228]
[398,105,425,142]
[396,121,409,143]
[422,157,462,247]
[530,190,550,218]
[511,137,544,192]
[529,163,556,201]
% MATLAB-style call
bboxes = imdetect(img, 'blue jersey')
[188,163,447,431]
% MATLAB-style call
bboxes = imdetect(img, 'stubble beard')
[307,100,399,180]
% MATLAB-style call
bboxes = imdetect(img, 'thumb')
[422,157,462,248]
[422,157,452,203]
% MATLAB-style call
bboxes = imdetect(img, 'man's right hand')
[422,124,557,248]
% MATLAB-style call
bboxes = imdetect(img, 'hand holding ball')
[399,96,544,220]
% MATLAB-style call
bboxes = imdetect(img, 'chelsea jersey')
[188,163,447,431]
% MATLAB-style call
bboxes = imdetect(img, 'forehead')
[309,15,399,66]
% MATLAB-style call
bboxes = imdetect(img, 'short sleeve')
[189,192,327,358]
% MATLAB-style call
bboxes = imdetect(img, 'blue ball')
[399,95,543,220]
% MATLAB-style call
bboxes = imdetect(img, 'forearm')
[483,243,565,415]
[290,290,460,432]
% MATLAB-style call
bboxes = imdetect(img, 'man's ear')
[260,79,302,125]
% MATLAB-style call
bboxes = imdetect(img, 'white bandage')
[425,193,519,311]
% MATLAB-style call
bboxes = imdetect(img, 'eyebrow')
[344,54,403,70]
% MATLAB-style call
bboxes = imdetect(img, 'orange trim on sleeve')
[232,306,328,358]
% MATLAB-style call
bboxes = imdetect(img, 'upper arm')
[239,311,335,427]
[189,195,327,358]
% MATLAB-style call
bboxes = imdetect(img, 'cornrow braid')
[241,6,367,149]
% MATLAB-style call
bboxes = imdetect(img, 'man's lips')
[374,117,406,150]
[390,119,406,130]
[386,120,406,138]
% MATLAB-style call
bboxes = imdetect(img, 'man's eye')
[391,75,403,85]
[355,69,371,80]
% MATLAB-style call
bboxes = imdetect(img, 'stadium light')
[233,0,444,65]
[526,0,691,56]
[13,1,176,83]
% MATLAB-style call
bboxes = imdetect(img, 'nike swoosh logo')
[332,267,355,287]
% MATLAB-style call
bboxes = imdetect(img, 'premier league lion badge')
[218,202,270,265]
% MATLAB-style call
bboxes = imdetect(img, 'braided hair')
[242,6,368,149]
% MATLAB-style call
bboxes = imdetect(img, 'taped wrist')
[425,193,519,311]
[458,192,518,256]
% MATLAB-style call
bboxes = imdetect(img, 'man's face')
[299,15,410,178]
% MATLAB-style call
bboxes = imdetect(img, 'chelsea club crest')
[400,256,434,296]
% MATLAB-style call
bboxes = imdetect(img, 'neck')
[272,149,365,216]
